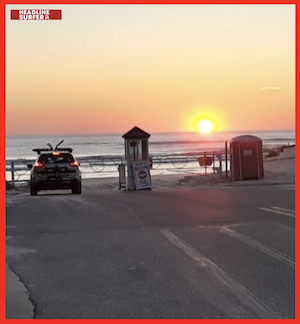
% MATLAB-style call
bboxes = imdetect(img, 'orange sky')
[5,4,295,135]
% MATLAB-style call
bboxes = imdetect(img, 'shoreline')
[5,143,295,161]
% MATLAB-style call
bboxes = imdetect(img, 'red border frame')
[2,0,297,322]
[1,1,298,3]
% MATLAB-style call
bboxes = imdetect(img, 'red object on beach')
[198,156,213,166]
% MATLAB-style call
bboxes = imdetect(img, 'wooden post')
[118,164,126,190]
[11,161,15,186]
[225,142,228,178]
[204,152,207,175]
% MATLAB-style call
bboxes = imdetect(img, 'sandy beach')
[74,147,296,191]
[82,168,295,192]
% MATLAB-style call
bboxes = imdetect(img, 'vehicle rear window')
[39,153,74,164]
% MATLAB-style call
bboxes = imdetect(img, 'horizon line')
[6,128,296,137]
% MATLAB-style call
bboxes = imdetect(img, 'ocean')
[5,129,295,182]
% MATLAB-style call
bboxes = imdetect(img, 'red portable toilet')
[230,135,264,181]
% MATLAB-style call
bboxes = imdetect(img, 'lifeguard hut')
[122,126,152,190]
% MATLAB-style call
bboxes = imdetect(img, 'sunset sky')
[5,4,295,135]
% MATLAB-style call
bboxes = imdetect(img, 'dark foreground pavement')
[6,180,295,319]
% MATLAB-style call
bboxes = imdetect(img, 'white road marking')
[274,223,295,231]
[259,185,295,191]
[219,226,295,269]
[258,207,295,218]
[160,229,279,319]
[271,206,295,214]
[6,246,36,257]
[277,185,295,190]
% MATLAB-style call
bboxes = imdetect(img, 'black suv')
[28,141,82,195]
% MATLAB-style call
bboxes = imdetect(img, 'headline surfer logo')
[11,10,62,20]
[138,171,147,180]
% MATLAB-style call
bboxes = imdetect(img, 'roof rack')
[33,148,73,154]
[32,140,73,154]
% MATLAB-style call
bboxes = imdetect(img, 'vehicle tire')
[72,182,82,194]
[30,183,38,196]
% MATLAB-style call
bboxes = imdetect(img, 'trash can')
[230,135,264,181]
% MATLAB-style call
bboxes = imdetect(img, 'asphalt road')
[6,182,295,319]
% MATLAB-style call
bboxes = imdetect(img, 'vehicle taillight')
[34,162,44,168]
[70,161,80,167]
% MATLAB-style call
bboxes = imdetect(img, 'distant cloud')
[261,87,282,91]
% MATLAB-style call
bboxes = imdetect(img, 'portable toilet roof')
[231,135,262,143]
[122,126,151,139]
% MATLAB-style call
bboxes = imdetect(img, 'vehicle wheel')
[72,182,82,194]
[30,184,38,196]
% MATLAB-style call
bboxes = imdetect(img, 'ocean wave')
[5,140,294,165]
[149,140,225,146]
[43,137,295,148]
[263,137,295,141]
[68,142,123,146]
[5,153,227,167]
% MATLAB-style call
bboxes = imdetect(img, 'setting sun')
[197,119,215,133]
